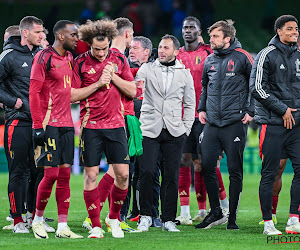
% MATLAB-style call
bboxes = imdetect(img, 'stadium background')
[0,0,299,174]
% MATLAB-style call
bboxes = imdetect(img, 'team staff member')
[197,20,253,230]
[136,35,195,232]
[30,20,104,239]
[250,14,300,235]
[176,16,229,224]
[73,19,136,239]
[0,16,44,233]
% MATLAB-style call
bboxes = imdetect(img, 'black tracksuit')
[250,35,300,220]
[0,36,41,218]
[198,39,253,220]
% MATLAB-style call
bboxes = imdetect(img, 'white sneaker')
[43,220,55,233]
[162,221,180,232]
[105,216,124,238]
[137,216,152,232]
[263,222,282,235]
[2,223,14,230]
[13,222,29,233]
[32,221,48,239]
[88,227,105,238]
[175,215,192,225]
[192,209,207,222]
[6,214,13,222]
[286,217,300,234]
[55,225,83,239]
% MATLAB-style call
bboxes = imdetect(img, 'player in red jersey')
[176,16,229,224]
[73,19,136,239]
[30,20,106,239]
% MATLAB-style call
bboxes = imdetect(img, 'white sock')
[57,222,67,232]
[181,205,190,217]
[220,197,229,208]
[33,215,43,224]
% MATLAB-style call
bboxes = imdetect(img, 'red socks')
[56,167,71,223]
[195,171,207,210]
[98,173,114,212]
[179,167,191,206]
[84,188,101,228]
[216,167,227,200]
[272,195,278,215]
[35,168,59,217]
[109,185,128,219]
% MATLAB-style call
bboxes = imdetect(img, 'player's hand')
[103,62,114,76]
[14,98,23,109]
[0,103,3,109]
[199,111,206,124]
[33,128,45,146]
[97,72,112,88]
[242,113,253,124]
[282,107,297,129]
[136,80,145,95]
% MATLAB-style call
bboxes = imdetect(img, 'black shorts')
[79,127,130,167]
[183,118,204,155]
[34,126,74,167]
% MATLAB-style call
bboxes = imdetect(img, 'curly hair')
[78,19,118,45]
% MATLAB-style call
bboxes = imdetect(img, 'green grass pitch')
[0,173,298,249]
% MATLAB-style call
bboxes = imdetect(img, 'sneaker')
[151,217,162,227]
[137,216,152,232]
[32,221,48,239]
[195,210,227,229]
[129,214,140,222]
[286,217,300,234]
[227,218,239,230]
[192,209,207,222]
[263,222,282,235]
[162,221,180,232]
[88,227,105,238]
[13,222,30,233]
[127,212,139,220]
[105,216,124,238]
[2,223,14,230]
[82,217,93,231]
[43,220,55,233]
[107,221,142,233]
[6,213,13,222]
[55,225,83,239]
[175,215,192,225]
[259,214,277,225]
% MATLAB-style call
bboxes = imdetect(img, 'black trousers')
[200,122,247,219]
[259,124,300,220]
[4,124,35,218]
[140,129,186,222]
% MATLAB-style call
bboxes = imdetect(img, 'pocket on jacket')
[173,109,181,117]
[141,106,155,114]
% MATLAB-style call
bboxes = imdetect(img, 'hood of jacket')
[214,38,242,56]
[268,34,298,57]
[3,35,40,53]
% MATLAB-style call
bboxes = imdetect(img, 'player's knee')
[115,172,129,184]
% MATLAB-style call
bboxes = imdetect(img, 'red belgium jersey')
[177,43,213,118]
[30,46,74,129]
[73,49,134,129]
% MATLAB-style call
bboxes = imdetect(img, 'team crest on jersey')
[296,59,300,76]
[113,63,118,73]
[47,153,53,162]
[195,56,201,64]
[227,60,235,71]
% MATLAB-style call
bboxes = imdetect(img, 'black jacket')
[0,36,40,125]
[250,35,300,125]
[197,39,254,127]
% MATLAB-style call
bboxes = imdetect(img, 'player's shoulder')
[74,51,89,64]
[197,43,213,54]
[109,49,127,64]
[35,46,54,65]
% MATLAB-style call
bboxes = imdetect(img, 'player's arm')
[0,52,21,109]
[70,71,110,102]
[197,61,209,124]
[183,71,196,136]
